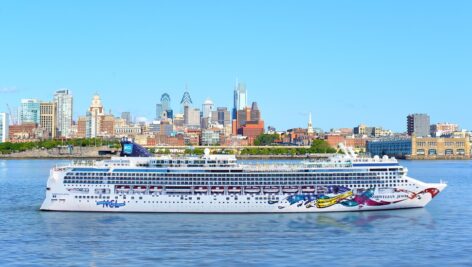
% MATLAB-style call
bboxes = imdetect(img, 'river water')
[0,160,471,267]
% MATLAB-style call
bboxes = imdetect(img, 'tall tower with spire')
[307,112,314,135]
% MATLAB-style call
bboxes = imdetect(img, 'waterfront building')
[430,123,459,137]
[121,112,132,125]
[8,123,37,141]
[53,89,73,138]
[39,102,57,139]
[233,82,247,119]
[19,99,40,124]
[0,113,9,143]
[367,135,471,159]
[407,113,430,137]
[366,138,412,159]
[180,91,193,113]
[411,135,470,159]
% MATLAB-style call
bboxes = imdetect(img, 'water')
[0,160,471,267]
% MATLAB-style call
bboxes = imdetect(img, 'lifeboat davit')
[194,186,209,194]
[227,186,242,194]
[301,186,316,194]
[116,185,131,193]
[133,186,147,192]
[149,186,163,193]
[211,186,225,194]
[245,186,261,194]
[282,186,299,194]
[263,186,280,194]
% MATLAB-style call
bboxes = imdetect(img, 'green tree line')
[0,138,120,154]
[240,139,338,155]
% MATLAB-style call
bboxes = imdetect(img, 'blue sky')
[0,1,471,132]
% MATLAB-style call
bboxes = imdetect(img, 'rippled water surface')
[0,160,471,267]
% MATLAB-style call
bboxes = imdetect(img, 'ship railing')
[242,162,354,171]
[55,160,98,168]
[242,164,308,172]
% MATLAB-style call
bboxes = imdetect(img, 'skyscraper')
[233,82,247,119]
[53,89,73,137]
[121,112,132,125]
[184,106,201,128]
[19,99,40,124]
[180,91,193,113]
[407,113,430,137]
[211,107,231,126]
[40,102,57,139]
[156,93,172,120]
[0,112,9,143]
[89,94,104,138]
[202,98,214,119]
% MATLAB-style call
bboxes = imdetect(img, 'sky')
[0,1,471,132]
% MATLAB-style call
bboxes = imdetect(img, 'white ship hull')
[41,182,446,213]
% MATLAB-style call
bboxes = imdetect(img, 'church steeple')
[307,112,314,134]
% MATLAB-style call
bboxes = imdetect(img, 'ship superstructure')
[41,141,446,213]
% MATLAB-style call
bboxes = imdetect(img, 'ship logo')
[96,200,126,208]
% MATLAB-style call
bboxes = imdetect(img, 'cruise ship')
[40,141,447,213]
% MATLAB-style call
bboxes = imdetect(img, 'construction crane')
[6,104,16,125]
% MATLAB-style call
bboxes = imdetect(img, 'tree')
[254,134,279,146]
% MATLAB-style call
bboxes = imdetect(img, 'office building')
[19,99,41,124]
[366,138,413,159]
[202,99,214,120]
[211,107,231,126]
[235,101,264,144]
[0,113,9,143]
[40,102,57,139]
[53,89,73,137]
[407,113,430,137]
[233,82,247,119]
[430,123,459,137]
[121,112,132,125]
[184,106,201,128]
[180,91,193,113]
[156,93,172,120]
[89,94,104,138]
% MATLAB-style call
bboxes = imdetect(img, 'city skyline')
[1,1,471,131]
[1,87,469,133]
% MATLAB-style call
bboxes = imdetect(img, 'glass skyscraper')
[19,99,40,124]
[156,93,172,120]
[54,89,73,137]
[233,82,247,120]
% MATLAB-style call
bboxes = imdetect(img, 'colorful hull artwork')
[275,186,441,210]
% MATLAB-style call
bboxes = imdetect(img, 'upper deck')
[58,153,401,173]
